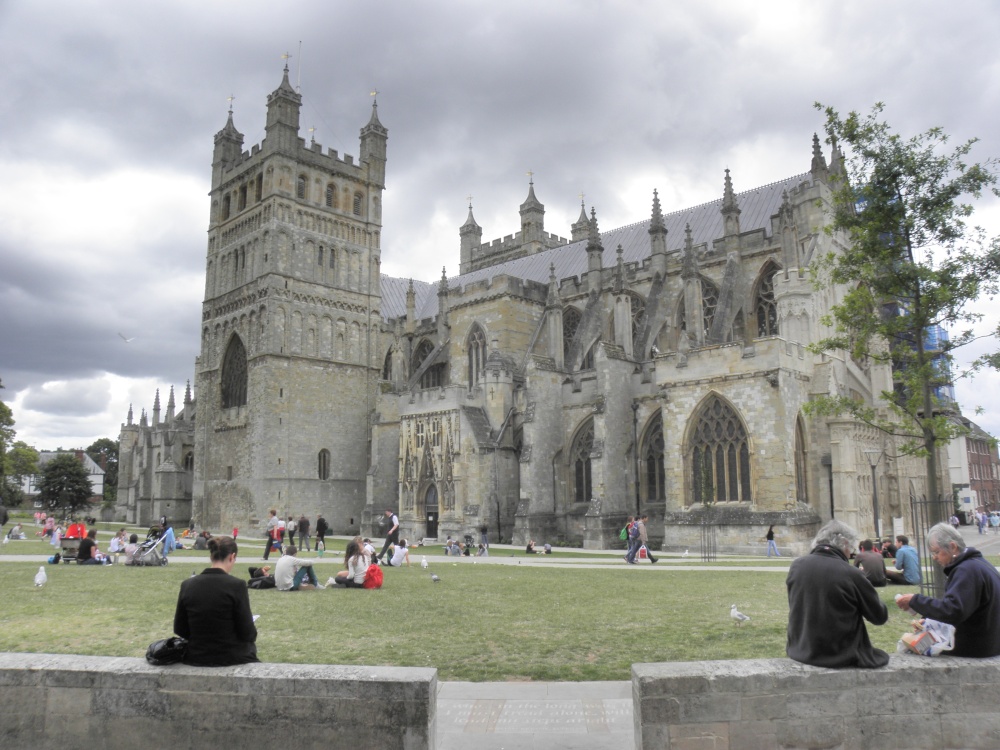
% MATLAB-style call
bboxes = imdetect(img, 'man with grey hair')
[896,522,1000,657]
[786,519,890,668]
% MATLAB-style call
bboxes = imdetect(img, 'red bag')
[363,564,383,589]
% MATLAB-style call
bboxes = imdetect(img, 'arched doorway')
[424,484,439,538]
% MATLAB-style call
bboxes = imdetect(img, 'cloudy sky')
[3,0,1000,450]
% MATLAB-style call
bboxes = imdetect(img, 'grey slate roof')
[381,172,811,321]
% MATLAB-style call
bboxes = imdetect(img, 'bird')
[430,574,440,583]
[730,604,751,626]
[421,556,428,569]
[682,549,689,558]
[34,566,47,587]
[651,344,661,356]
[118,332,136,343]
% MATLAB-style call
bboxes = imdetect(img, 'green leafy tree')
[0,401,14,477]
[86,437,119,505]
[37,454,94,519]
[809,103,1000,518]
[3,440,39,507]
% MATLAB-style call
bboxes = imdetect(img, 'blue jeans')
[766,540,780,557]
[291,565,319,590]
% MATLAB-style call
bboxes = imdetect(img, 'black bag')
[146,636,188,665]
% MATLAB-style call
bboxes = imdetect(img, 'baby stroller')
[133,534,169,566]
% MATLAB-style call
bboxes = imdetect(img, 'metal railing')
[908,494,951,599]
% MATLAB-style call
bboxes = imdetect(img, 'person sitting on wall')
[854,539,888,587]
[786,519,889,669]
[896,522,1000,657]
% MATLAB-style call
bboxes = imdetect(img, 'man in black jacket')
[786,519,889,668]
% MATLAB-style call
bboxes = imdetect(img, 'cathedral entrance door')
[424,485,439,538]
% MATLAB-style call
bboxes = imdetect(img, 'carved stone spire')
[810,133,829,182]
[721,169,741,237]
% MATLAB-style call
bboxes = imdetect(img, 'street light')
[863,449,883,539]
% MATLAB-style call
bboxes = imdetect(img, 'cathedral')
[116,68,937,554]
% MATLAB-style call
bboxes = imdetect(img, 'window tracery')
[689,395,751,504]
[571,419,594,503]
[756,265,779,337]
[220,335,248,408]
[467,325,487,386]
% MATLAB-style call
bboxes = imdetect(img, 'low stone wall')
[0,653,436,750]
[633,655,1000,750]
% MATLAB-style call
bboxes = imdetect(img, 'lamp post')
[632,402,641,515]
[863,449,883,539]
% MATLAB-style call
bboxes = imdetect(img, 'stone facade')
[121,70,944,550]
[116,386,195,527]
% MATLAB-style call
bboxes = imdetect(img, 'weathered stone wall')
[633,656,1000,750]
[0,653,436,750]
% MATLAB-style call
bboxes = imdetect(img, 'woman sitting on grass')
[330,539,370,588]
[173,535,258,666]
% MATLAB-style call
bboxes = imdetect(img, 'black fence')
[908,494,951,599]
[700,517,718,562]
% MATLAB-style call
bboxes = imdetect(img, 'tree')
[37,454,93,519]
[3,440,39,507]
[0,400,14,477]
[86,437,119,505]
[808,103,1000,520]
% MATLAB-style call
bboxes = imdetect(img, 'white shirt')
[389,545,409,567]
[274,554,312,590]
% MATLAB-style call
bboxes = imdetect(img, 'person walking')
[297,514,311,552]
[315,514,328,551]
[263,509,280,561]
[627,514,658,564]
[376,509,399,563]
[765,525,781,557]
[286,515,297,547]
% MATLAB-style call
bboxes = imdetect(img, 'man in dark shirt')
[854,539,887,587]
[787,520,889,668]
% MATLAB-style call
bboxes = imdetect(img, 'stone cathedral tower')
[192,66,387,532]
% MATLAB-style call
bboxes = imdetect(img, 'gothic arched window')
[571,418,594,503]
[641,412,666,502]
[689,394,751,504]
[382,349,393,381]
[326,183,335,208]
[630,293,646,351]
[221,194,231,221]
[296,174,307,200]
[467,324,487,386]
[413,339,445,389]
[318,449,330,480]
[794,415,808,504]
[563,306,581,363]
[755,263,779,337]
[220,335,248,408]
[353,192,363,216]
[581,342,596,370]
[701,279,719,338]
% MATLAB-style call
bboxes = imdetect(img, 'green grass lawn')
[0,548,921,681]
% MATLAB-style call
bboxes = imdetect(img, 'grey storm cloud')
[2,0,1000,448]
